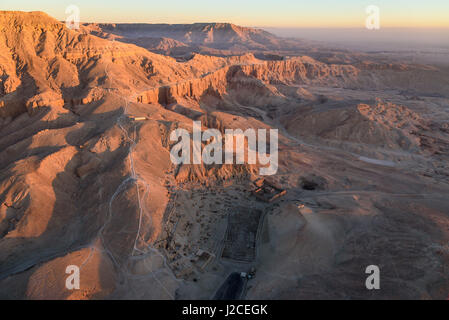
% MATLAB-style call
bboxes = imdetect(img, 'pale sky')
[1,0,449,28]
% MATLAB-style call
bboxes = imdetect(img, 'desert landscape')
[0,10,448,300]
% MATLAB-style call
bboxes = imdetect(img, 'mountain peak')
[0,10,61,27]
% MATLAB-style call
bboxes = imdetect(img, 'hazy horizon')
[264,27,449,52]
[1,0,449,28]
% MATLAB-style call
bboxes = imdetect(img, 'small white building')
[129,116,147,121]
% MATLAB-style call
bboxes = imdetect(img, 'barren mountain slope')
[0,12,271,119]
[80,22,310,57]
[82,22,283,48]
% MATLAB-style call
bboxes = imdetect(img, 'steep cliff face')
[1,11,283,120]
[0,11,192,119]
[3,11,444,120]
[136,57,360,105]
[136,54,449,108]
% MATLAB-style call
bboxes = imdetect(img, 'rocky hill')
[84,22,281,48]
[80,21,307,56]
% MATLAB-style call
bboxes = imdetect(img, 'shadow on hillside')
[0,100,143,299]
